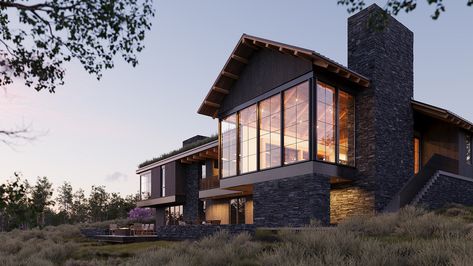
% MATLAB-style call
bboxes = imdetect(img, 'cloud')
[105,171,129,182]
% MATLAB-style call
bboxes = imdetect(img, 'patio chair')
[109,224,118,235]
[148,223,156,235]
[132,223,143,236]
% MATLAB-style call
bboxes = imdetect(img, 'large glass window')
[414,137,421,174]
[230,198,246,224]
[283,82,309,164]
[239,104,257,174]
[140,172,151,200]
[259,94,281,169]
[161,165,166,197]
[466,134,472,165]
[338,91,355,166]
[316,82,336,163]
[165,205,183,225]
[221,114,238,177]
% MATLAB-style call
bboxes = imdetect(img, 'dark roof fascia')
[412,99,473,132]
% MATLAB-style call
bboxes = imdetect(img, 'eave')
[197,34,371,118]
[412,100,473,132]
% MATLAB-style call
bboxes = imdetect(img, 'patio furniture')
[109,224,118,235]
[114,227,131,236]
[131,223,143,236]
[142,224,156,235]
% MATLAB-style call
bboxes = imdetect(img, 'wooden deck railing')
[200,175,220,190]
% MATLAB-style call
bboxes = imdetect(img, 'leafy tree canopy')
[0,0,155,92]
[337,0,473,19]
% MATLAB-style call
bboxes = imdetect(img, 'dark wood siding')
[150,167,161,198]
[165,161,177,196]
[219,48,312,116]
[175,162,185,195]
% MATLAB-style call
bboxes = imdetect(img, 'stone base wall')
[417,173,473,209]
[253,174,330,227]
[156,224,256,240]
[330,184,375,224]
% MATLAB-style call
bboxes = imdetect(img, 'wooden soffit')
[412,100,473,132]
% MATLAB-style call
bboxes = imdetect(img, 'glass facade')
[316,82,336,163]
[259,94,281,169]
[165,205,183,225]
[219,79,355,178]
[239,104,258,174]
[338,90,355,166]
[140,172,151,200]
[467,134,472,165]
[283,82,309,164]
[221,114,238,177]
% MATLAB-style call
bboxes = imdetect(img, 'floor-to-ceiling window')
[239,104,257,174]
[316,82,336,163]
[414,137,421,174]
[140,172,151,200]
[221,114,238,177]
[259,94,281,169]
[230,198,246,224]
[161,165,166,197]
[283,82,309,164]
[165,205,183,225]
[338,91,355,166]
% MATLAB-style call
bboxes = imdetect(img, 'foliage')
[30,176,55,228]
[127,207,153,222]
[138,134,218,168]
[3,206,473,265]
[337,0,473,20]
[0,0,155,92]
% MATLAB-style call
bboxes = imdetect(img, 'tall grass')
[2,206,473,265]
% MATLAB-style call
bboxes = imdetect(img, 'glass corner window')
[221,114,238,178]
[140,172,151,200]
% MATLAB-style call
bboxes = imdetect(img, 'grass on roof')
[138,134,218,168]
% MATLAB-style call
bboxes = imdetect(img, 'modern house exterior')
[136,4,473,229]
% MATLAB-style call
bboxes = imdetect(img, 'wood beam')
[180,159,192,164]
[241,38,258,50]
[212,86,229,94]
[222,71,239,80]
[359,79,370,87]
[313,59,329,68]
[185,157,199,162]
[204,100,220,108]
[199,152,217,159]
[231,54,249,64]
[338,70,350,78]
[193,155,206,161]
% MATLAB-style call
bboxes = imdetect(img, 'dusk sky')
[1,0,472,197]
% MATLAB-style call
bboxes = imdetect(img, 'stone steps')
[411,171,440,205]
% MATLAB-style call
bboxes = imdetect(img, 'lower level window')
[165,205,183,225]
[414,137,421,174]
[230,198,246,224]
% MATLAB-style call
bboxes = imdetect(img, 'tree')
[56,181,73,222]
[0,0,155,93]
[88,185,109,222]
[337,0,473,19]
[31,176,55,228]
[71,188,88,223]
[0,173,30,230]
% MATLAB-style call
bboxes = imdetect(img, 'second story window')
[201,163,207,179]
[140,172,151,200]
[338,90,355,166]
[316,82,336,163]
[467,134,472,165]
[259,94,281,170]
[221,114,237,178]
[239,104,257,174]
[161,165,166,197]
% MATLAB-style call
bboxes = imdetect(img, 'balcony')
[200,175,220,190]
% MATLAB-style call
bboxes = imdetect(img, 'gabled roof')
[412,100,473,132]
[197,34,371,117]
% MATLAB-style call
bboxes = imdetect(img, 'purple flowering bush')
[127,208,153,222]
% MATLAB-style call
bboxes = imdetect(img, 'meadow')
[2,205,473,266]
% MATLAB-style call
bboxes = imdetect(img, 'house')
[136,4,473,229]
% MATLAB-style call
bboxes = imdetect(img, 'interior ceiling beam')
[231,54,249,64]
[221,71,239,80]
[212,86,229,94]
[204,100,220,108]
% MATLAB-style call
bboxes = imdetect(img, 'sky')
[0,0,472,197]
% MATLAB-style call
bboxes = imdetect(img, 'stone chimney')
[348,4,414,211]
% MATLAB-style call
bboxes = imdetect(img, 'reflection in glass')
[338,91,355,166]
[221,114,238,177]
[140,172,151,200]
[316,82,336,163]
[414,138,421,174]
[259,94,281,169]
[165,205,183,225]
[284,82,309,164]
[239,105,257,174]
[230,198,246,224]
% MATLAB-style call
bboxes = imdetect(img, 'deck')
[90,235,160,243]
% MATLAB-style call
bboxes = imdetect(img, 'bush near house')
[2,205,473,265]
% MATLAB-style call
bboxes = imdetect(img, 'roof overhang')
[197,34,371,118]
[412,100,473,132]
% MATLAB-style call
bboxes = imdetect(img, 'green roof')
[138,135,218,169]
